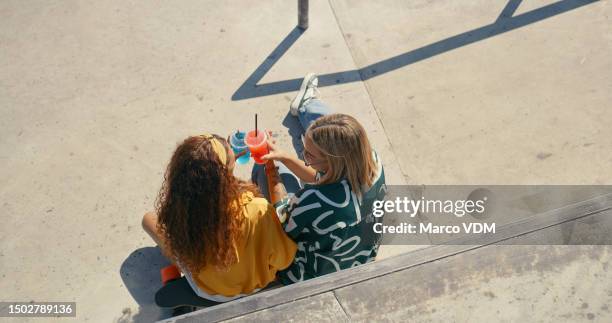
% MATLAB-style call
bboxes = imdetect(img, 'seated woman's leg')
[297,99,332,131]
[251,162,302,202]
[142,212,175,263]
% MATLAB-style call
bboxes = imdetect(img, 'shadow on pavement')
[119,247,172,323]
[232,0,598,101]
[232,27,306,101]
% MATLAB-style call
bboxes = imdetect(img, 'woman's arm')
[262,141,317,183]
[277,154,317,183]
[265,160,288,205]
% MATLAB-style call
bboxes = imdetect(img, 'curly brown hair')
[155,134,259,273]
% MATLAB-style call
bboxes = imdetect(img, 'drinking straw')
[255,114,258,136]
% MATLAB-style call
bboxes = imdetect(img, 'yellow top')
[191,192,297,296]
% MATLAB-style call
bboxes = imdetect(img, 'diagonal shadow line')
[231,27,306,100]
[496,0,524,22]
[232,0,598,101]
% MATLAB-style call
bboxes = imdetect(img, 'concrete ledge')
[159,192,612,322]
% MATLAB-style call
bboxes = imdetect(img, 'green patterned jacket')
[277,153,387,284]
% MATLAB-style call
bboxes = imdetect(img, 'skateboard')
[155,265,222,316]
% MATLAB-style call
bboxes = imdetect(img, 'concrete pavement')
[1,0,610,322]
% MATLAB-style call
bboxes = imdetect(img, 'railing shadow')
[231,27,306,101]
[231,0,598,101]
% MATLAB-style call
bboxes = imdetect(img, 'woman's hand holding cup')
[261,131,288,162]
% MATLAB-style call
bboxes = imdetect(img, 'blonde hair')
[305,114,377,198]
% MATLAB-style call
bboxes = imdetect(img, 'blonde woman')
[259,74,387,284]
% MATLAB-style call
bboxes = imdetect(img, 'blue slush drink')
[230,131,250,165]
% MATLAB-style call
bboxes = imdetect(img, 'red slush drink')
[245,130,268,164]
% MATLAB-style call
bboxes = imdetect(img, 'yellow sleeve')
[261,203,297,271]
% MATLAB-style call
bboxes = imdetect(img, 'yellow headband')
[201,133,228,165]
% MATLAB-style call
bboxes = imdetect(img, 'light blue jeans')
[296,99,332,132]
[252,99,332,199]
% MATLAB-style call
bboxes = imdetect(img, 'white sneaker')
[290,73,319,116]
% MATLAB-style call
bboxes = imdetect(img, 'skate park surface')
[1,0,611,321]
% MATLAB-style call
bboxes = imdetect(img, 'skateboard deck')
[155,277,222,309]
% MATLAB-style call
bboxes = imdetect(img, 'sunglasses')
[302,149,326,167]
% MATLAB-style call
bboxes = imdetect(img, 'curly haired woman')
[142,133,297,302]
